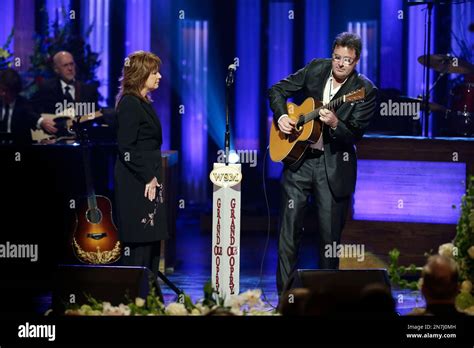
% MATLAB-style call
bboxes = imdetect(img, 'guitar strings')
[302,88,363,124]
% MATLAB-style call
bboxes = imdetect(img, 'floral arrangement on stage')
[0,29,14,69]
[388,176,474,315]
[387,248,420,291]
[61,281,276,316]
[25,5,100,97]
[451,175,474,313]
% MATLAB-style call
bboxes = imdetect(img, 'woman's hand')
[144,177,160,201]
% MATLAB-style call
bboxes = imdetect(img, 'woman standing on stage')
[114,50,168,277]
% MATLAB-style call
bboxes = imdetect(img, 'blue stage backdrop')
[266,0,294,179]
[304,0,330,63]
[0,0,15,49]
[125,0,151,55]
[235,0,261,152]
[178,19,209,204]
[80,0,110,105]
[380,0,403,91]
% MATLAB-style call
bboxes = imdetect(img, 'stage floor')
[27,211,426,316]
[158,212,425,315]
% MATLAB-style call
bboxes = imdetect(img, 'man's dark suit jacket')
[0,96,39,144]
[268,58,378,199]
[31,77,100,114]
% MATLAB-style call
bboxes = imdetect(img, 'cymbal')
[417,54,474,74]
[399,96,448,113]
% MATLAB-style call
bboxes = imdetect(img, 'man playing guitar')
[268,32,378,296]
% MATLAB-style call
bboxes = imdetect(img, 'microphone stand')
[225,67,235,165]
[424,2,434,138]
[408,0,435,137]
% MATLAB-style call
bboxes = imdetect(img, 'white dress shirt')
[60,79,76,100]
[309,73,346,150]
[1,100,16,133]
[277,71,348,151]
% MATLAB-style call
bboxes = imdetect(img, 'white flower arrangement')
[61,282,277,316]
[438,243,456,258]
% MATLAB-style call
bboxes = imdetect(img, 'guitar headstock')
[345,88,365,103]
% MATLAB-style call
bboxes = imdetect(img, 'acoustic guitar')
[31,110,103,143]
[71,125,121,264]
[269,88,365,167]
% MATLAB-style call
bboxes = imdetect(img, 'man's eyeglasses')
[332,54,356,66]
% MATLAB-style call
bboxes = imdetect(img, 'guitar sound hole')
[86,208,102,224]
[87,233,107,240]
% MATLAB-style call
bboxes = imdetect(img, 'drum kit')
[415,53,474,137]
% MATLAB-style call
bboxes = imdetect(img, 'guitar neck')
[82,139,98,210]
[303,95,346,124]
[87,194,98,210]
[66,111,103,128]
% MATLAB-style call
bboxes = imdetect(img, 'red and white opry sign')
[210,163,242,299]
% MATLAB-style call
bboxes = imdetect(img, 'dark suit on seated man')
[31,51,100,129]
[0,68,50,145]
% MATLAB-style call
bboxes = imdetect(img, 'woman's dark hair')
[115,50,162,107]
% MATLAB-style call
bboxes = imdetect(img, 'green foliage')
[202,280,218,307]
[84,293,103,311]
[455,291,474,310]
[388,176,474,314]
[181,293,196,312]
[454,176,474,283]
[0,29,14,69]
[388,248,420,290]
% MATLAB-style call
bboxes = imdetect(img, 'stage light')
[178,19,209,203]
[228,150,240,164]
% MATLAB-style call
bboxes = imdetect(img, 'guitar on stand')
[71,120,122,264]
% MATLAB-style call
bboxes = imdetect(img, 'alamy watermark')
[18,322,55,341]
[55,101,96,117]
[380,100,420,120]
[324,242,365,262]
[0,241,38,262]
[217,149,258,167]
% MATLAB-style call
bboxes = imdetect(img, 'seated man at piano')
[0,68,55,144]
[31,50,102,142]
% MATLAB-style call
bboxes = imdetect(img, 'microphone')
[226,64,237,86]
